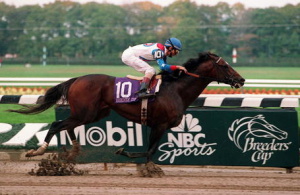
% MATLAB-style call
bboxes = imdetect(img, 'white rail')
[209,79,300,88]
[0,94,298,107]
[200,94,300,98]
[0,78,70,81]
[0,78,299,88]
[0,77,69,86]
[0,82,61,86]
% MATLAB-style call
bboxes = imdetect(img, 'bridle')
[216,57,222,64]
[213,57,237,86]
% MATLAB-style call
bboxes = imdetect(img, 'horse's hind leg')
[26,105,111,158]
[25,121,62,157]
[25,118,80,157]
[64,106,111,160]
[64,130,81,161]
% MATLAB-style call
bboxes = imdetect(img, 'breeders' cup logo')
[228,114,291,165]
[158,114,217,164]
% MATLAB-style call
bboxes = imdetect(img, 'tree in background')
[0,0,299,66]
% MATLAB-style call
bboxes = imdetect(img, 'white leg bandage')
[41,142,49,149]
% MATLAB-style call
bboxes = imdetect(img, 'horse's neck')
[173,76,211,109]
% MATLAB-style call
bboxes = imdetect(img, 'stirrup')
[137,91,156,99]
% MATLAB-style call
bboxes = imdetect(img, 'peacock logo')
[171,114,202,132]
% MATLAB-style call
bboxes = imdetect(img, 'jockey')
[121,37,187,99]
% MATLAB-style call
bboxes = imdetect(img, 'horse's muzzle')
[227,77,245,89]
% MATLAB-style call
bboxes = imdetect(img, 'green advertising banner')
[56,106,299,168]
[0,123,52,149]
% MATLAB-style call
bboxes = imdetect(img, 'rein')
[186,72,200,78]
[186,72,218,81]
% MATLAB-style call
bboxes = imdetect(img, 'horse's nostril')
[240,78,245,82]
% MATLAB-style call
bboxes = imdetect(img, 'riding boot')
[137,77,155,99]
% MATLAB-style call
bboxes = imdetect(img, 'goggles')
[174,49,180,54]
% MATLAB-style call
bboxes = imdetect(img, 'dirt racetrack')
[0,161,300,195]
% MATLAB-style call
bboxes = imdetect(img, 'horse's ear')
[183,58,198,71]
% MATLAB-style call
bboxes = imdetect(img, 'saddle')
[114,75,162,125]
[114,75,162,104]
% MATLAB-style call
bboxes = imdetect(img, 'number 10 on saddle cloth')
[114,77,161,103]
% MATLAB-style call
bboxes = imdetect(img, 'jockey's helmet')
[165,37,182,51]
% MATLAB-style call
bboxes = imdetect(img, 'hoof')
[66,151,79,162]
[66,145,81,161]
[138,162,165,177]
[25,149,36,157]
[25,147,46,157]
[115,148,124,155]
[66,153,76,162]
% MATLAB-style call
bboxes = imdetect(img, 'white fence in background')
[0,77,299,88]
[0,77,69,86]
[209,79,300,88]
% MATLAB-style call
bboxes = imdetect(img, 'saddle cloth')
[114,76,161,103]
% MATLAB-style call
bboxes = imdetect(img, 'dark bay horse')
[8,52,245,177]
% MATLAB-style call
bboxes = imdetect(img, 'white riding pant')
[121,47,156,79]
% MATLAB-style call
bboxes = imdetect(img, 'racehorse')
[8,52,245,177]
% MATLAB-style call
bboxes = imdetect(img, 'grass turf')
[0,64,299,79]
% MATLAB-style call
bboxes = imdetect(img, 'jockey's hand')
[176,66,187,73]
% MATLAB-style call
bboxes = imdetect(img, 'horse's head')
[184,52,245,88]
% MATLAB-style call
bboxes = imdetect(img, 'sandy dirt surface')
[0,161,300,195]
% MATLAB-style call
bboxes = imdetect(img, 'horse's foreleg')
[115,148,148,158]
[142,127,165,177]
[115,141,161,159]
[115,126,166,177]
[116,125,165,158]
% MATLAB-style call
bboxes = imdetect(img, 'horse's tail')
[7,77,78,115]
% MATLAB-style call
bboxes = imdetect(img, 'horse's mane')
[159,51,216,82]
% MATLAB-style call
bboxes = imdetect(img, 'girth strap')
[141,98,148,125]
